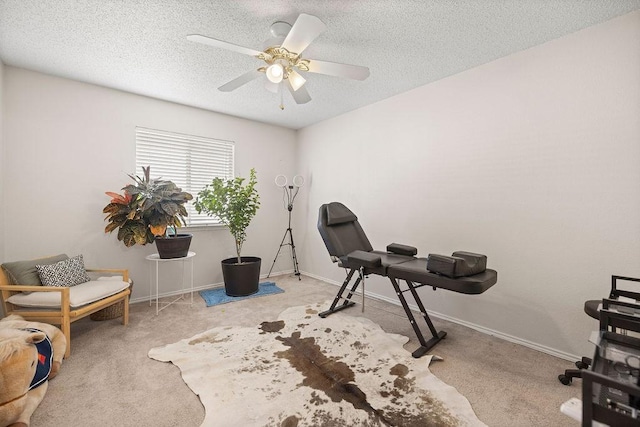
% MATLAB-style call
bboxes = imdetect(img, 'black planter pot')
[221,256,261,297]
[155,234,193,259]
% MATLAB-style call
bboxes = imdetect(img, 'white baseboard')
[129,270,296,305]
[133,269,580,362]
[301,270,581,362]
[130,282,216,305]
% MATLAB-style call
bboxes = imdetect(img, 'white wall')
[0,59,4,265]
[295,11,640,359]
[2,11,639,359]
[2,67,297,300]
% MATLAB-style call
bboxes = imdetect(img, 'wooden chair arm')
[86,269,129,282]
[0,284,70,293]
[0,285,70,312]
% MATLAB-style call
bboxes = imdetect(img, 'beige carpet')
[149,302,485,426]
[29,274,580,426]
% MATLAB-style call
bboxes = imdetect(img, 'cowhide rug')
[148,302,485,427]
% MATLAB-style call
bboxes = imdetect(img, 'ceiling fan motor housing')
[270,21,292,37]
[263,21,292,49]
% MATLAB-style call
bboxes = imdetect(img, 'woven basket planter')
[90,280,133,321]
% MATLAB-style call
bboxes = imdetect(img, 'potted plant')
[194,168,261,296]
[103,166,194,259]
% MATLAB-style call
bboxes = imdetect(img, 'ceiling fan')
[187,13,370,108]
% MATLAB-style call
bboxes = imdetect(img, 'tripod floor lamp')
[267,175,304,280]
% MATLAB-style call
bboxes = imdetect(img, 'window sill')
[180,224,227,232]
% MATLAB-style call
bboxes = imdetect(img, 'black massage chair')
[317,202,498,358]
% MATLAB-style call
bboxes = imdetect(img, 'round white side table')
[146,251,195,315]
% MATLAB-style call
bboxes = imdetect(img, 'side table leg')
[155,261,159,315]
[179,259,186,303]
[190,257,194,306]
[149,262,152,307]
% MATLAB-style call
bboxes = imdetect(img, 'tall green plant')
[194,168,260,263]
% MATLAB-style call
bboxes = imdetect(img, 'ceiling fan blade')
[281,14,326,54]
[306,59,370,80]
[218,70,263,92]
[187,34,263,57]
[287,81,312,104]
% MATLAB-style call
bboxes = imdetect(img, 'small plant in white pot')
[194,168,261,296]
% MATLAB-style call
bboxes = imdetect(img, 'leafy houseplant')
[103,166,193,257]
[195,168,260,263]
[195,168,261,296]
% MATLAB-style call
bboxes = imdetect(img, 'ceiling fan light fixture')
[188,13,369,107]
[266,63,284,83]
[287,69,306,91]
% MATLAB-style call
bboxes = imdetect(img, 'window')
[135,127,234,226]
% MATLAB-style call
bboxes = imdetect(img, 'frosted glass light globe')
[266,63,284,83]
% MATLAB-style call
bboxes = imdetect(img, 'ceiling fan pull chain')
[279,83,285,110]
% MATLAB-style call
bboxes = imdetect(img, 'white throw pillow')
[35,254,91,287]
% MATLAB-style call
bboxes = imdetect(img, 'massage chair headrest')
[318,202,374,260]
[325,202,358,226]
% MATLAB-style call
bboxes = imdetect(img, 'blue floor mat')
[199,282,284,307]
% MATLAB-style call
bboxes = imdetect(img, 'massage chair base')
[412,331,447,358]
[319,268,362,319]
[318,267,451,358]
[319,301,355,318]
[318,290,447,358]
[319,295,447,358]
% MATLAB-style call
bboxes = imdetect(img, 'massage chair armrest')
[427,252,487,278]
[347,250,382,269]
[386,243,417,257]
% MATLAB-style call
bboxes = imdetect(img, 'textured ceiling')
[1,1,639,129]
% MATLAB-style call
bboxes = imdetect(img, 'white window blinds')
[135,127,234,226]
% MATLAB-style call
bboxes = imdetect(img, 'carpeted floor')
[31,274,580,426]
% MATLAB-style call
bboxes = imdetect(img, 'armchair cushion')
[35,255,91,287]
[1,254,69,285]
[6,280,130,308]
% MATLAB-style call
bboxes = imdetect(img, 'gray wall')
[0,59,4,265]
[2,67,297,301]
[2,11,639,361]
[295,11,640,360]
